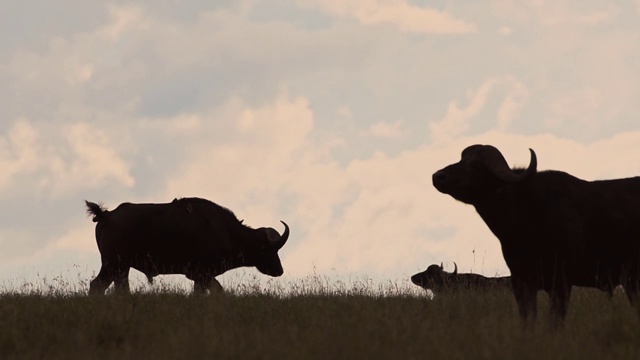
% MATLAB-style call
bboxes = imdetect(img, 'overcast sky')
[1,0,640,290]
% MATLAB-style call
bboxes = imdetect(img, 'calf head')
[411,262,459,290]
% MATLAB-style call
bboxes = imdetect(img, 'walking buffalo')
[433,144,640,325]
[85,197,290,294]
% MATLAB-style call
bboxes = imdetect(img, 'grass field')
[1,276,639,360]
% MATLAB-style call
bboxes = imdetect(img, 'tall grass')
[0,275,638,360]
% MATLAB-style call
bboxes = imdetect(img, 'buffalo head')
[432,145,537,204]
[245,221,290,277]
[411,262,458,290]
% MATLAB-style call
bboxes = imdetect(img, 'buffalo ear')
[266,221,290,250]
[471,145,537,183]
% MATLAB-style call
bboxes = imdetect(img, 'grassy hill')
[0,279,638,359]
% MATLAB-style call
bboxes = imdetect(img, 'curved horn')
[519,148,537,179]
[476,146,537,184]
[440,262,444,270]
[462,145,538,183]
[269,221,289,250]
[453,262,458,275]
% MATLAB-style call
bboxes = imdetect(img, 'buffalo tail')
[85,200,109,223]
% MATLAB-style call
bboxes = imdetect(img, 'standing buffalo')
[85,197,290,295]
[411,262,510,293]
[433,145,640,325]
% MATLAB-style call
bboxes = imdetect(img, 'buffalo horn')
[268,221,290,250]
[453,262,458,275]
[479,146,537,183]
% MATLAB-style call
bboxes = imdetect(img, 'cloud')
[429,77,529,143]
[490,1,618,27]
[577,10,612,25]
[1,0,640,288]
[0,119,40,190]
[365,120,404,138]
[497,78,529,129]
[99,4,148,42]
[53,220,97,253]
[0,119,134,200]
[4,94,640,286]
[163,92,317,206]
[0,228,42,262]
[500,26,513,36]
[149,91,573,278]
[52,122,135,193]
[429,79,498,143]
[303,0,476,34]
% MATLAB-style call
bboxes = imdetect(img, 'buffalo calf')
[411,262,510,293]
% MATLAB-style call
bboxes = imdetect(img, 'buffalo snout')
[432,170,449,187]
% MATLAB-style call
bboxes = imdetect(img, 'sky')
[1,0,640,291]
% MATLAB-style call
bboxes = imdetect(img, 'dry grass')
[0,275,638,360]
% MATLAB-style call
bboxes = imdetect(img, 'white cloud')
[17,116,640,281]
[577,10,612,24]
[428,79,498,143]
[0,228,41,262]
[164,92,318,210]
[99,4,148,42]
[429,76,530,143]
[366,120,404,138]
[1,0,640,288]
[0,119,40,190]
[154,93,543,277]
[56,122,135,191]
[545,87,601,130]
[497,78,529,129]
[490,1,618,27]
[500,26,513,36]
[0,119,134,199]
[304,0,476,34]
[53,221,97,253]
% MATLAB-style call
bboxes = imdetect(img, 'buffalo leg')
[549,285,572,327]
[512,278,537,327]
[208,278,224,293]
[113,267,131,294]
[623,278,640,316]
[193,275,224,294]
[90,266,116,295]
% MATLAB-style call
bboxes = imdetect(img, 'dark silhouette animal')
[411,262,510,292]
[85,197,290,295]
[432,144,640,325]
